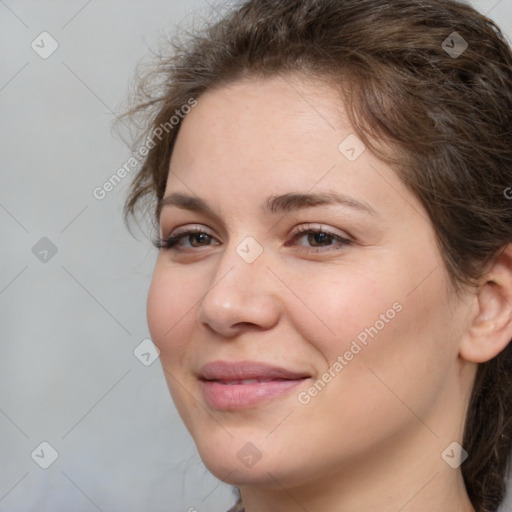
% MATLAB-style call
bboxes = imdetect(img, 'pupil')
[192,233,209,246]
[309,232,331,246]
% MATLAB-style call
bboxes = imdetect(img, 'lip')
[199,360,311,410]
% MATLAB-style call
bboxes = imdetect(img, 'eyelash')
[154,226,215,251]
[154,224,353,253]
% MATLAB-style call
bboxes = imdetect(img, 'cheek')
[288,262,454,408]
[146,262,197,359]
[146,263,202,421]
[282,265,394,363]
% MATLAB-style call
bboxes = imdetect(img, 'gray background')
[1,1,511,511]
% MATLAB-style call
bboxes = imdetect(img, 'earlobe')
[460,244,512,363]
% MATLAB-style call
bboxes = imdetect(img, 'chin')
[201,455,288,488]
[193,431,310,490]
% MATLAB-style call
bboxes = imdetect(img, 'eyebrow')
[157,191,376,220]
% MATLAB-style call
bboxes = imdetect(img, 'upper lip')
[199,360,311,382]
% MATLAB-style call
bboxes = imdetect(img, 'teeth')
[223,379,272,385]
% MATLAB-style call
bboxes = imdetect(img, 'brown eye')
[307,232,333,246]
[288,225,353,253]
[189,233,212,247]
[154,227,220,251]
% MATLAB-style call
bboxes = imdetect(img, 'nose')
[196,242,281,337]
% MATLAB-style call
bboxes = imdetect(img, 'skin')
[147,74,512,512]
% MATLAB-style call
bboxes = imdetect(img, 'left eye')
[289,227,352,250]
[297,231,335,246]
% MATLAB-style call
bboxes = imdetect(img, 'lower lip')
[201,379,307,410]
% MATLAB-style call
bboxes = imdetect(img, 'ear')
[460,243,512,363]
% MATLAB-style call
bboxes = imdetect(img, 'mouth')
[198,360,311,410]
[219,378,292,385]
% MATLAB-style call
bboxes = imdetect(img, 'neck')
[240,470,474,512]
[238,433,475,512]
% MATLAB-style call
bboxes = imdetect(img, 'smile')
[198,361,311,410]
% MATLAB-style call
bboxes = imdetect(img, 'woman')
[122,0,512,510]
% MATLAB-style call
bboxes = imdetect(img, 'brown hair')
[122,1,512,510]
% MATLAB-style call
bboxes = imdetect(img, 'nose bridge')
[212,233,268,291]
[205,236,266,306]
[197,235,278,334]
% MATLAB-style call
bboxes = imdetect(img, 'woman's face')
[147,75,474,491]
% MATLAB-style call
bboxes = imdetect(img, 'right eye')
[154,226,220,251]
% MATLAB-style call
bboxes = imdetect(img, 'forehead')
[164,75,424,224]
[169,75,350,184]
[181,74,347,143]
